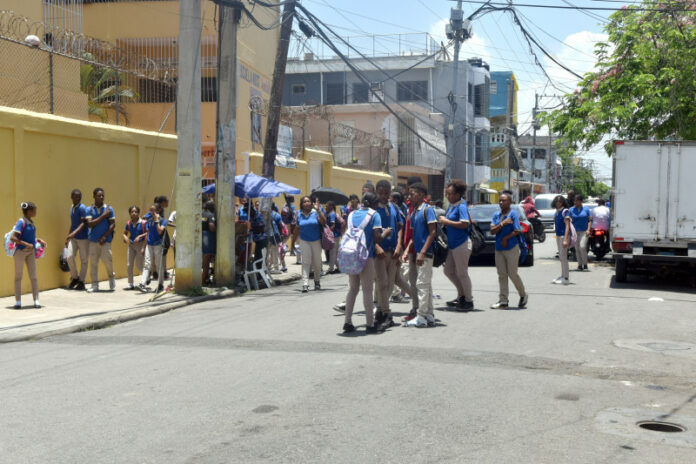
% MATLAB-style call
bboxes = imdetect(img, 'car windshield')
[535,198,553,209]
[469,205,500,222]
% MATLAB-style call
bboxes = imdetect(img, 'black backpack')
[423,207,449,267]
[468,215,486,256]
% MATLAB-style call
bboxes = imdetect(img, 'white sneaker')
[87,286,98,293]
[426,314,436,327]
[109,278,116,291]
[552,277,570,285]
[333,302,346,313]
[405,315,428,328]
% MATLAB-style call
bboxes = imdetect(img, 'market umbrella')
[310,187,349,204]
[201,173,301,198]
[202,183,215,195]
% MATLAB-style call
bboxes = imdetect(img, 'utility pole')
[532,92,540,195]
[214,4,240,287]
[445,0,472,189]
[262,0,296,179]
[175,0,203,292]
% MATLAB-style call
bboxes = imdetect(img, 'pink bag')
[563,209,577,248]
[321,224,335,251]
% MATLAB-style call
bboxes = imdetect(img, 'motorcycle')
[588,228,610,260]
[528,216,546,243]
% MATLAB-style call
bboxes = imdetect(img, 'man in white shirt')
[591,199,611,231]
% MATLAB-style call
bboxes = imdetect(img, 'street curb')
[0,272,301,344]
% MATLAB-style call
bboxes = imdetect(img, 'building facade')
[517,135,559,197]
[487,71,520,203]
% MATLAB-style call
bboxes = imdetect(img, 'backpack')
[127,219,147,238]
[281,205,293,225]
[338,210,375,275]
[423,207,448,267]
[469,221,486,256]
[4,219,26,257]
[563,209,577,248]
[321,223,335,251]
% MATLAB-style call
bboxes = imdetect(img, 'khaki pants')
[127,242,146,284]
[443,239,473,302]
[375,251,398,314]
[494,247,526,304]
[393,260,415,302]
[89,241,114,288]
[345,257,376,327]
[14,248,38,301]
[328,242,339,272]
[300,239,322,286]
[141,244,164,288]
[67,238,89,282]
[556,236,569,279]
[267,240,280,271]
[410,254,434,317]
[575,232,589,267]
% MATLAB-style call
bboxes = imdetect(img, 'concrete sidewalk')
[0,263,302,343]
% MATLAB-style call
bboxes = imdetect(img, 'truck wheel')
[615,257,628,283]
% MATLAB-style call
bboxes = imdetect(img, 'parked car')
[530,193,560,231]
[469,204,534,266]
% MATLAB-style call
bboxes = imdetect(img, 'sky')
[296,0,619,181]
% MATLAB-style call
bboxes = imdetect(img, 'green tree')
[80,53,136,123]
[545,1,696,155]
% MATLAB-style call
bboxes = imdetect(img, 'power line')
[447,0,696,12]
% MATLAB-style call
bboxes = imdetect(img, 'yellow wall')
[3,0,42,20]
[0,106,177,297]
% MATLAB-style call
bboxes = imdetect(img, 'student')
[202,201,216,285]
[10,202,46,309]
[139,204,167,293]
[155,196,171,279]
[240,199,267,265]
[293,195,327,292]
[342,192,389,334]
[373,180,403,331]
[325,201,342,274]
[439,180,474,310]
[85,188,116,293]
[569,194,592,271]
[401,182,438,328]
[267,204,284,274]
[282,196,297,256]
[490,192,528,309]
[122,206,147,290]
[168,209,177,257]
[64,189,89,291]
[552,195,572,285]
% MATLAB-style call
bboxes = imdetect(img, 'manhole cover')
[637,421,686,433]
[613,339,696,359]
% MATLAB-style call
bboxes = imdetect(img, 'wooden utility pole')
[214,5,240,287]
[175,0,203,292]
[262,0,296,179]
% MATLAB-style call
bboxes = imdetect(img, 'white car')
[530,193,562,230]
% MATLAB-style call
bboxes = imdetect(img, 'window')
[352,83,369,103]
[201,77,217,102]
[325,83,345,105]
[474,79,490,117]
[521,148,528,159]
[292,84,306,95]
[397,81,427,102]
[534,148,546,159]
[490,80,497,95]
[475,133,489,164]
[468,83,473,104]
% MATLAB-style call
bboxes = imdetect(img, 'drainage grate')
[637,421,686,433]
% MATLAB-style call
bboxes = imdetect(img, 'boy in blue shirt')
[402,182,438,328]
[139,204,167,293]
[490,192,527,309]
[64,189,89,290]
[85,188,116,293]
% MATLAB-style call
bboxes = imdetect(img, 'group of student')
[9,188,174,309]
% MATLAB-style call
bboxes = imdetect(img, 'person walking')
[267,204,284,274]
[138,204,167,293]
[65,189,89,291]
[123,206,147,290]
[439,180,474,311]
[293,195,327,292]
[490,192,528,309]
[10,202,46,309]
[552,195,572,285]
[325,201,342,274]
[85,188,116,293]
[201,200,217,285]
[342,192,389,334]
[402,182,438,327]
[569,194,592,271]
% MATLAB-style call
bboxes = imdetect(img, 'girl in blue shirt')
[553,195,571,284]
[569,195,592,271]
[325,201,342,274]
[139,204,167,293]
[293,196,327,292]
[122,205,147,290]
[10,202,46,309]
[489,192,527,309]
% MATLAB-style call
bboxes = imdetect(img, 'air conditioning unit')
[369,82,384,103]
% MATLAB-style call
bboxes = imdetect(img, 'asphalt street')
[2,240,696,463]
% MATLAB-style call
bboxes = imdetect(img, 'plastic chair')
[244,244,274,291]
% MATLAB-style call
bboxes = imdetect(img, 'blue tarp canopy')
[202,173,301,198]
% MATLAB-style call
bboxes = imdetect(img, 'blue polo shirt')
[376,203,401,252]
[445,200,470,249]
[555,209,570,237]
[13,218,36,250]
[349,207,382,258]
[327,212,342,238]
[297,210,322,242]
[410,203,437,254]
[86,205,115,243]
[491,209,521,251]
[70,203,88,240]
[146,218,167,246]
[125,220,147,244]
[569,205,591,232]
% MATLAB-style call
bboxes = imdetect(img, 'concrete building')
[488,71,520,203]
[517,135,560,197]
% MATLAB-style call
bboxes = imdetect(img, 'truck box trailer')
[611,141,696,282]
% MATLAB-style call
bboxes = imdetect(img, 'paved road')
[2,241,696,463]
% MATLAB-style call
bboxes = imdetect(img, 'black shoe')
[365,325,379,334]
[74,281,86,291]
[457,300,474,311]
[302,285,309,293]
[152,271,158,280]
[33,304,42,309]
[518,295,528,309]
[12,304,21,310]
[342,322,355,333]
[374,311,387,325]
[146,277,151,286]
[156,285,164,293]
[583,265,589,271]
[68,278,78,289]
[377,315,395,332]
[446,297,461,307]
[314,281,321,291]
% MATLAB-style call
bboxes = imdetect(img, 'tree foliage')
[79,53,136,123]
[545,1,696,155]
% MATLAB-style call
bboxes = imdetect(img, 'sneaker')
[374,311,387,325]
[457,300,474,311]
[74,281,86,291]
[302,285,309,293]
[446,297,461,307]
[377,315,395,332]
[426,314,436,327]
[405,315,428,328]
[87,286,98,293]
[333,302,346,313]
[33,304,42,309]
[109,278,116,291]
[125,284,135,291]
[518,295,528,308]
[390,294,405,304]
[68,278,78,289]
[365,325,379,334]
[553,277,570,285]
[490,301,508,309]
[583,265,589,271]
[137,284,149,293]
[402,308,418,322]
[576,266,583,272]
[342,322,355,333]
[281,267,288,272]
[146,277,152,286]
[156,284,164,293]
[314,281,321,291]
[12,304,21,310]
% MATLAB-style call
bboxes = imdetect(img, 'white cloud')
[545,30,607,86]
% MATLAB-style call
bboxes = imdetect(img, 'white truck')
[611,141,696,282]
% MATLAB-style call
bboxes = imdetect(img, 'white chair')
[243,244,274,291]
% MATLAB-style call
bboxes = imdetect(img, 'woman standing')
[569,194,592,271]
[489,193,528,309]
[439,180,474,311]
[293,196,327,292]
[122,206,147,290]
[10,202,46,309]
[325,201,342,274]
[202,201,217,285]
[552,195,571,284]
